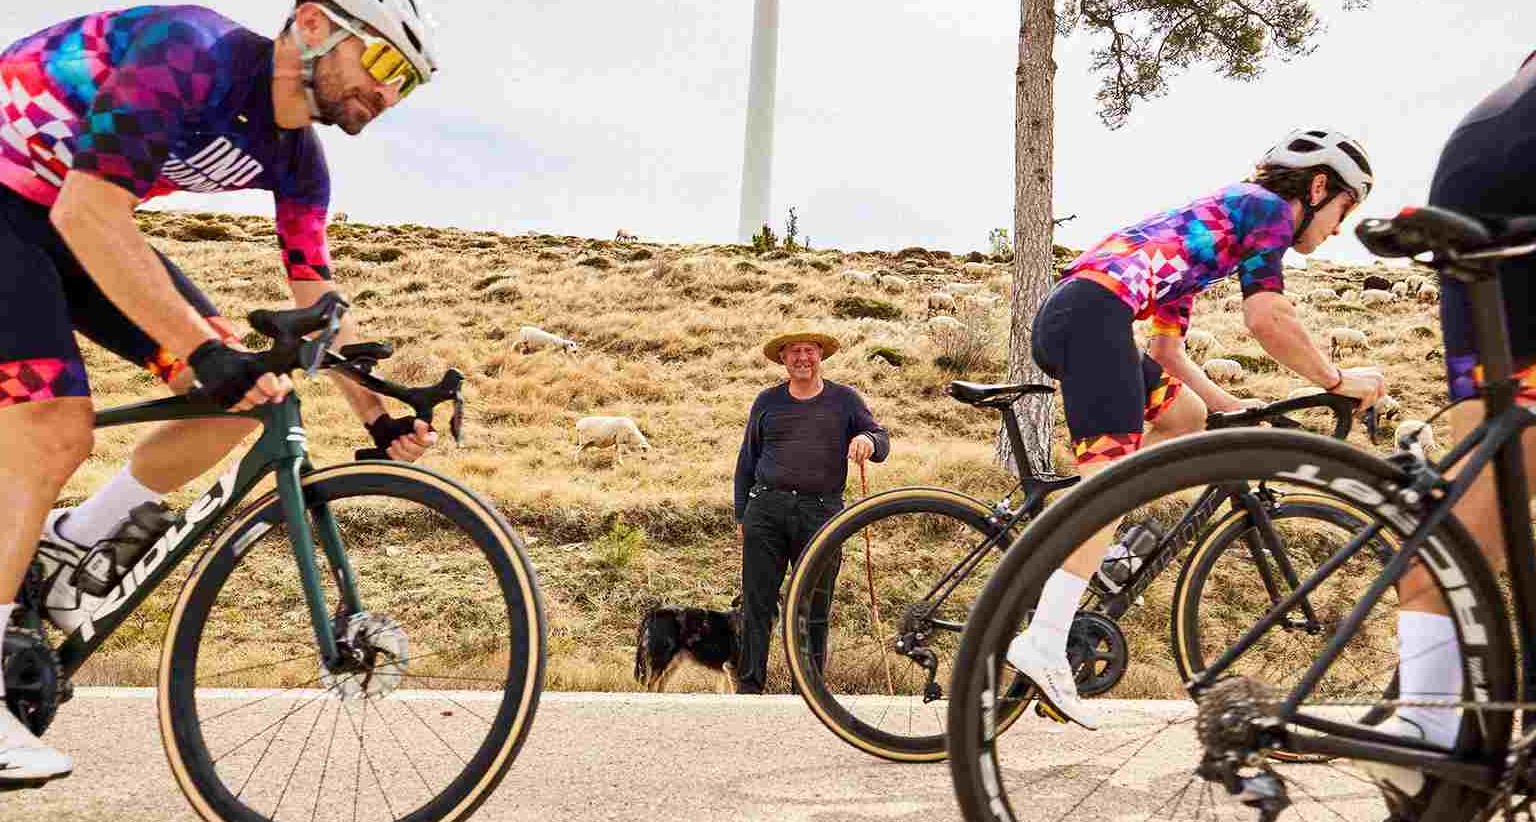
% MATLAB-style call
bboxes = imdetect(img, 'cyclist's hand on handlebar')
[1331,366,1388,410]
[1208,394,1265,414]
[188,341,292,410]
[365,414,437,462]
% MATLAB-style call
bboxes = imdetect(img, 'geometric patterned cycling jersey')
[0,5,332,281]
[1061,182,1294,338]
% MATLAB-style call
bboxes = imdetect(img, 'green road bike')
[3,292,547,822]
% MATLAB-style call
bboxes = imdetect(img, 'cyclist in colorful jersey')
[0,1,437,785]
[1005,129,1388,729]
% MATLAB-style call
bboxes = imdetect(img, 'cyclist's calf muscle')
[0,398,94,598]
[1397,401,1536,614]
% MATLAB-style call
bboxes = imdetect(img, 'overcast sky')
[5,1,1532,262]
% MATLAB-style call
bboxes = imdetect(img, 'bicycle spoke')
[369,698,434,797]
[271,694,329,817]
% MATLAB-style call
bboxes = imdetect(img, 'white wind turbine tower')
[737,0,779,243]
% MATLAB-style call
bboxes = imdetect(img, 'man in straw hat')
[731,327,890,694]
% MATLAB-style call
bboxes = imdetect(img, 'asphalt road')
[3,690,1387,821]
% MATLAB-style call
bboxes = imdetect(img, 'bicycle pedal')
[1034,701,1069,724]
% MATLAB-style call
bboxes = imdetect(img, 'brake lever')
[304,304,346,377]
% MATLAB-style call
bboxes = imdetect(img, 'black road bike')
[948,205,1536,822]
[783,377,1387,762]
[3,293,547,822]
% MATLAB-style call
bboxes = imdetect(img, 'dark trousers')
[738,487,843,693]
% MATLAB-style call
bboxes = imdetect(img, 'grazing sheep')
[332,211,349,223]
[943,282,986,296]
[615,228,636,242]
[1328,326,1368,358]
[879,274,911,293]
[960,293,1002,310]
[841,269,877,286]
[1360,289,1396,306]
[1204,358,1246,383]
[962,262,993,277]
[1396,419,1436,455]
[1376,394,1402,419]
[1417,281,1439,303]
[515,325,580,355]
[575,416,652,464]
[1405,274,1430,291]
[1363,274,1392,292]
[1301,288,1338,305]
[1391,280,1410,298]
[1340,289,1361,304]
[1184,329,1217,361]
[927,315,964,335]
[926,292,957,315]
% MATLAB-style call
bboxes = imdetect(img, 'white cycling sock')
[1025,570,1089,658]
[0,603,12,697]
[1396,610,1462,749]
[61,463,163,547]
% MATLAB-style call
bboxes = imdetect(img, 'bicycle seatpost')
[999,403,1036,481]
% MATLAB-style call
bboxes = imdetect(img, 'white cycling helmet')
[1258,129,1374,203]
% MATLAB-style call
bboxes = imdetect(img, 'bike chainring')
[1066,611,1128,697]
[3,629,62,736]
[322,612,410,700]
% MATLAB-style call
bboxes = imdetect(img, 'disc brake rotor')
[321,612,409,700]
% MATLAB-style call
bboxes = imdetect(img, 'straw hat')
[762,328,840,364]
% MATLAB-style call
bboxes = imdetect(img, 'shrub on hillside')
[175,221,241,242]
[932,304,995,374]
[833,296,903,321]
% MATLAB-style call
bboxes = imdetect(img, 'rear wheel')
[947,431,1513,822]
[159,462,546,822]
[782,487,1035,762]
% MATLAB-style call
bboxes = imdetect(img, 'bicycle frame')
[45,392,361,679]
[1185,250,1536,792]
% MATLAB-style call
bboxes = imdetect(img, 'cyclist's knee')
[1155,388,1207,435]
[0,399,94,483]
[1397,562,1452,614]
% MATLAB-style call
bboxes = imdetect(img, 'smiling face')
[311,34,403,135]
[780,341,824,381]
[1293,172,1361,254]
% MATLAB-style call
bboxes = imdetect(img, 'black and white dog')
[633,598,742,693]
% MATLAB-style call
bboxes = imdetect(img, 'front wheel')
[159,462,546,822]
[947,430,1513,822]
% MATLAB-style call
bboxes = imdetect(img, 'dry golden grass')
[62,210,1448,694]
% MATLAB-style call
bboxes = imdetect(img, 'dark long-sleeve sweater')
[732,380,890,521]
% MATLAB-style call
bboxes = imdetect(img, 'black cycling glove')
[365,414,423,452]
[188,341,268,409]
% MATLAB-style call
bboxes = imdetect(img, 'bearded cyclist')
[0,1,438,785]
[1005,130,1388,729]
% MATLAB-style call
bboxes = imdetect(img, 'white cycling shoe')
[0,708,72,787]
[1006,632,1098,730]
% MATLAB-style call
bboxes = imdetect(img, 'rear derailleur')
[1195,677,1291,822]
[895,606,943,703]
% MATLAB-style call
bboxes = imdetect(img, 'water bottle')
[74,502,175,597]
[1094,521,1161,593]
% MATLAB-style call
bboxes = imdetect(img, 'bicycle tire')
[158,462,546,822]
[783,487,1033,762]
[1172,493,1402,743]
[948,430,1513,822]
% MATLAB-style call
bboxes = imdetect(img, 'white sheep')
[1184,329,1217,361]
[960,293,1002,310]
[615,228,636,242]
[1301,288,1338,305]
[1396,419,1436,455]
[332,212,349,223]
[1328,326,1368,357]
[943,282,987,296]
[1360,289,1396,306]
[1204,358,1246,383]
[1417,281,1438,303]
[515,325,580,355]
[575,416,652,465]
[926,292,957,315]
[927,315,963,335]
[841,269,878,286]
[1376,394,1402,419]
[879,275,911,294]
[962,262,994,277]
[1390,280,1410,298]
[1340,289,1361,304]
[1405,274,1430,291]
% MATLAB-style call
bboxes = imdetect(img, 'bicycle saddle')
[1357,205,1536,258]
[946,380,1053,408]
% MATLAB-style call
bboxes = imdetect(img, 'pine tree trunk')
[996,0,1059,478]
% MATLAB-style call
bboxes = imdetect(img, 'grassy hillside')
[63,210,1449,694]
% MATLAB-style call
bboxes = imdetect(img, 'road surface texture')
[4,690,1386,821]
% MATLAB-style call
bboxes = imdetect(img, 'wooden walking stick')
[859,459,896,696]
